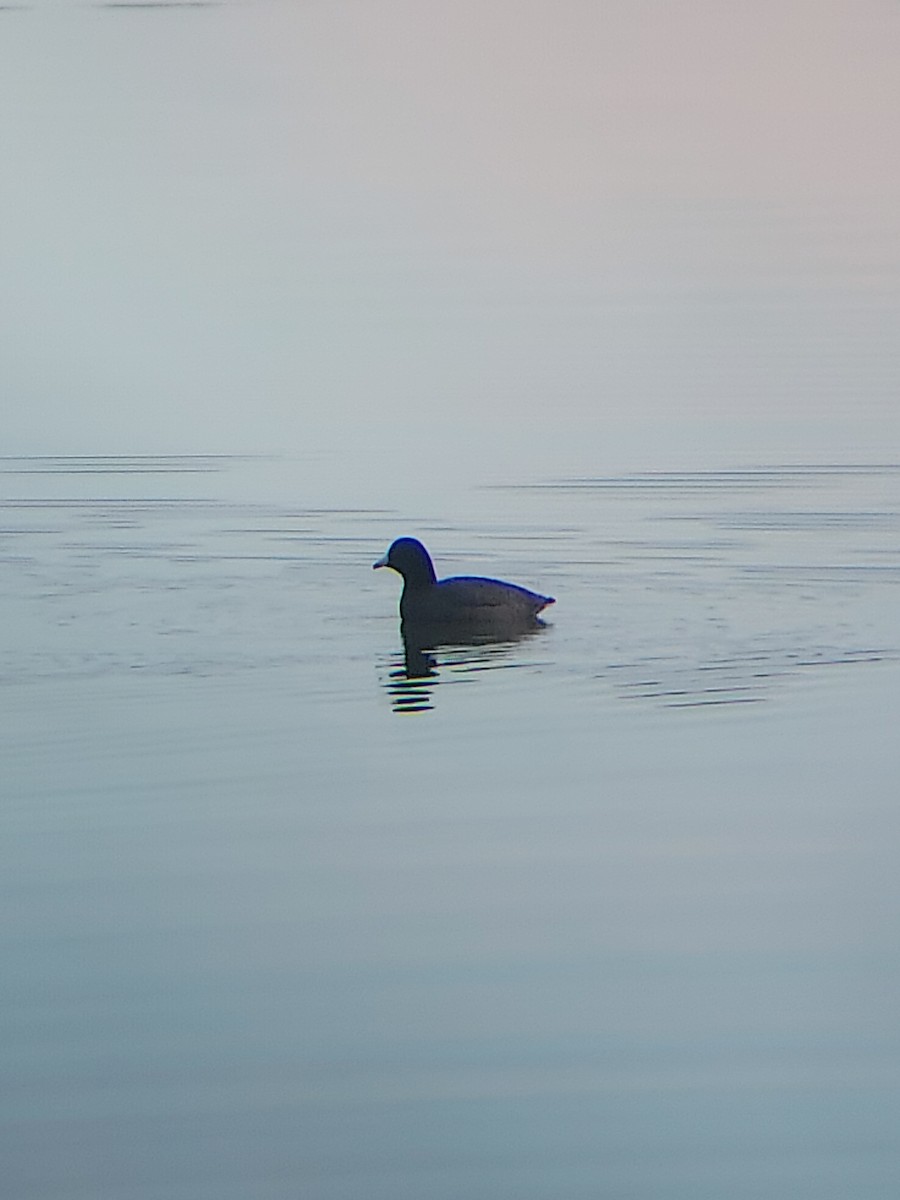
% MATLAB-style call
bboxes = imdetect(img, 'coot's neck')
[400,560,437,590]
[400,576,433,604]
[398,563,435,622]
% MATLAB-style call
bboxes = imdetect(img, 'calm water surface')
[3,0,900,1194]
[2,455,899,1199]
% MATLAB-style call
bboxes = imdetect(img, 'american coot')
[374,537,555,636]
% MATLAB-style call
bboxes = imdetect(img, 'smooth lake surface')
[3,0,900,1195]
[2,455,899,1199]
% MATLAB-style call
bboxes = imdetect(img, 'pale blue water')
[2,455,899,1199]
[3,0,900,1195]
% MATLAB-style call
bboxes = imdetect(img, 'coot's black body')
[374,537,554,637]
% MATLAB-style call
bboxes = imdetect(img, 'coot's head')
[373,537,437,587]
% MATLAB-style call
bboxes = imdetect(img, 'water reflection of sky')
[2,1,898,479]
[3,455,900,1200]
[3,456,897,705]
[3,0,900,1189]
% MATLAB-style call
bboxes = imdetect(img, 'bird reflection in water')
[383,620,548,714]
